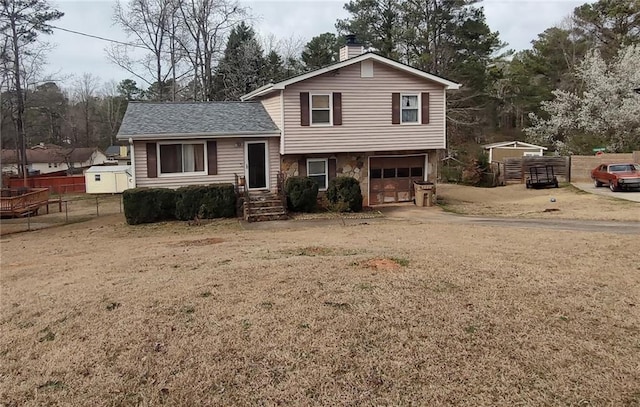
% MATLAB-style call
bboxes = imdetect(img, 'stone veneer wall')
[281,151,439,206]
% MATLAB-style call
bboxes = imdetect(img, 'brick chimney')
[339,34,364,61]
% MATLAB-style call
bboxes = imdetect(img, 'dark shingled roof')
[116,102,280,138]
[1,147,99,164]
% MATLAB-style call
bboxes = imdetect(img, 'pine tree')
[336,0,403,59]
[301,33,343,70]
[1,0,63,178]
[213,22,265,100]
[262,50,286,83]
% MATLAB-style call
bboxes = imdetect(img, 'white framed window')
[95,174,101,181]
[310,93,332,125]
[401,94,420,124]
[158,142,207,175]
[307,158,328,190]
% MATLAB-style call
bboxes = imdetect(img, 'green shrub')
[284,176,318,212]
[326,176,362,212]
[174,184,236,220]
[123,188,177,225]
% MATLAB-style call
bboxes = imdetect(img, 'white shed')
[85,166,134,194]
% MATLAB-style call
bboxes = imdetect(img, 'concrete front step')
[247,206,286,215]
[246,213,289,222]
[244,191,288,222]
[249,199,283,208]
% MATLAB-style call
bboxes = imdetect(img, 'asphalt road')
[245,207,640,235]
[573,183,640,202]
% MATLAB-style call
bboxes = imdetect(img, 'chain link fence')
[0,194,124,236]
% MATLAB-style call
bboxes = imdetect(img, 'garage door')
[369,156,425,205]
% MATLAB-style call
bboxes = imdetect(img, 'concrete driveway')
[572,183,640,202]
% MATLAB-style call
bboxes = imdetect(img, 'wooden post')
[65,201,68,223]
[95,196,99,217]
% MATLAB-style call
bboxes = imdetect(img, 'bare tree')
[100,80,127,146]
[0,0,63,179]
[109,0,182,101]
[71,73,100,146]
[175,0,246,100]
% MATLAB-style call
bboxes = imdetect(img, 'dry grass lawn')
[438,183,640,221]
[1,209,639,406]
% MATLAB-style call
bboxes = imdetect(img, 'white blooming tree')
[525,45,640,154]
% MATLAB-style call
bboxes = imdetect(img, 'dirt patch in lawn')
[438,183,639,221]
[173,237,225,247]
[1,214,639,406]
[359,258,404,271]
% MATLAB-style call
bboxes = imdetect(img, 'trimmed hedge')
[326,176,363,212]
[174,184,236,220]
[284,176,318,212]
[123,184,236,225]
[123,188,177,225]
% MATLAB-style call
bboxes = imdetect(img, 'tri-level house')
[117,38,460,210]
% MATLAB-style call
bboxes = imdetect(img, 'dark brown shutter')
[328,158,337,180]
[421,92,430,124]
[146,142,157,178]
[207,141,217,175]
[298,158,307,177]
[333,93,342,126]
[392,93,400,124]
[300,92,310,126]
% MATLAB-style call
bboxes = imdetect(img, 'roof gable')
[483,141,547,150]
[241,52,461,101]
[116,101,280,139]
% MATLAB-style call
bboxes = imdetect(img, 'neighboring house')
[105,145,131,165]
[85,165,133,194]
[117,39,461,206]
[1,144,108,175]
[484,141,547,163]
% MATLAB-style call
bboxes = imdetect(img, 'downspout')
[129,137,136,188]
[280,90,285,155]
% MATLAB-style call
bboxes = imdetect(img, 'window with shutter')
[310,94,332,125]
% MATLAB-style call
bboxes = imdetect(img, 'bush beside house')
[123,188,177,225]
[175,184,236,220]
[284,176,319,212]
[123,184,236,225]
[326,177,363,212]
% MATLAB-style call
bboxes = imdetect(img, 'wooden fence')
[4,175,85,194]
[503,156,571,183]
[569,152,640,182]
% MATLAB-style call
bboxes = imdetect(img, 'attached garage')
[369,155,425,205]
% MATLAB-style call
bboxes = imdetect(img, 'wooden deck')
[0,188,51,218]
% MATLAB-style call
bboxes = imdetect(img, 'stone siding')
[281,150,439,206]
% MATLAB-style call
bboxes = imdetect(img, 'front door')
[245,141,268,189]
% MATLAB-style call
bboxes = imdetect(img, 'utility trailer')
[525,165,559,189]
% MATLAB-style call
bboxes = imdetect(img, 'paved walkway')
[572,183,640,202]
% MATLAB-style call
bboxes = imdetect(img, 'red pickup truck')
[591,163,640,191]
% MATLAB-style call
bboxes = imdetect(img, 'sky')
[42,0,591,87]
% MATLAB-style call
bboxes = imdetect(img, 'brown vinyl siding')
[282,61,446,154]
[134,138,279,190]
